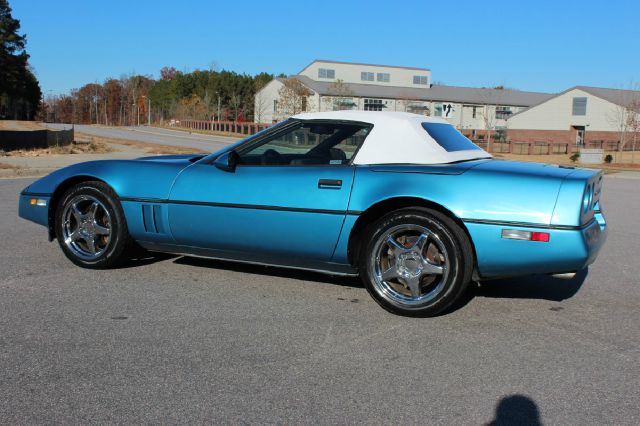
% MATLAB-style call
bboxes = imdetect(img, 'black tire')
[54,181,133,269]
[359,207,474,317]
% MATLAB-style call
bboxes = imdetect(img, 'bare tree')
[397,91,429,115]
[277,78,312,118]
[323,79,354,111]
[606,83,640,158]
[627,99,640,163]
[254,90,270,123]
[476,86,505,152]
[229,92,242,121]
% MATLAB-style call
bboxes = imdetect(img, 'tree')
[476,86,503,152]
[277,78,312,118]
[160,66,177,81]
[323,79,354,111]
[606,83,640,152]
[626,99,640,163]
[0,0,41,120]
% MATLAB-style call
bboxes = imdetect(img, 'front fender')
[23,159,189,200]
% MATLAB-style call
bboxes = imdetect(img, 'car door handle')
[318,179,342,189]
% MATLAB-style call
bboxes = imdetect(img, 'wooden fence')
[174,120,635,155]
[176,120,271,136]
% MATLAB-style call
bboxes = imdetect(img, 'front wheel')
[55,181,133,269]
[359,207,474,316]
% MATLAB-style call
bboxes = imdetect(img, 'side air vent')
[142,204,166,234]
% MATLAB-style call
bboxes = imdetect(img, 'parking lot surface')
[1,176,638,424]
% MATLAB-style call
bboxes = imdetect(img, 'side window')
[237,122,371,166]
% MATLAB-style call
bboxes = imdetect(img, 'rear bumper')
[466,213,607,278]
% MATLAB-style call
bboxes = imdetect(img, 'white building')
[507,86,640,145]
[254,60,552,137]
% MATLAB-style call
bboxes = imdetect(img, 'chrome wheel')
[369,224,450,308]
[61,195,112,261]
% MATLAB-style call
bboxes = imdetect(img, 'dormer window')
[361,72,374,82]
[377,73,390,83]
[318,68,335,79]
[413,75,429,85]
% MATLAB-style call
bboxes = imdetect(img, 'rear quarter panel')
[348,161,571,225]
[339,161,593,277]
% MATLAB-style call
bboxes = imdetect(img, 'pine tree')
[0,0,41,119]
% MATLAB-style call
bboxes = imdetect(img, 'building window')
[472,106,477,119]
[413,75,429,85]
[273,100,278,113]
[572,97,587,115]
[301,97,307,112]
[364,99,385,111]
[318,68,335,79]
[361,72,374,82]
[376,73,390,83]
[495,106,512,120]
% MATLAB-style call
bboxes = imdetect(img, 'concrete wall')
[299,61,431,89]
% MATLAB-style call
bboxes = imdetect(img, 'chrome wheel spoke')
[65,229,81,244]
[94,223,110,235]
[87,201,99,220]
[422,259,444,275]
[404,276,422,298]
[71,203,84,222]
[412,233,429,253]
[85,236,97,254]
[386,236,406,255]
[380,265,399,281]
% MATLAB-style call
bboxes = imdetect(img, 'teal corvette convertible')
[19,111,607,316]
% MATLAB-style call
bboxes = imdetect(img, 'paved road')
[47,123,240,153]
[1,177,638,424]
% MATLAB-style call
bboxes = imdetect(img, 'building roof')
[292,75,553,107]
[298,59,431,73]
[575,86,640,107]
[292,111,491,165]
[509,85,640,118]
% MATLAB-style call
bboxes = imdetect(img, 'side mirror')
[213,150,239,172]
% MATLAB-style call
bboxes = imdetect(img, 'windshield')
[421,122,482,152]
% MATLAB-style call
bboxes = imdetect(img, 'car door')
[167,120,370,265]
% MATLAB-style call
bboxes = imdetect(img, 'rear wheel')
[359,207,473,316]
[55,181,133,269]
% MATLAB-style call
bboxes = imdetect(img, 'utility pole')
[142,95,151,126]
[217,92,221,123]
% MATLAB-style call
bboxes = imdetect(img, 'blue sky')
[12,0,640,95]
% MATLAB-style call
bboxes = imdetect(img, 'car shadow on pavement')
[173,256,364,289]
[441,269,588,316]
[486,394,542,426]
[476,268,588,302]
[117,252,179,269]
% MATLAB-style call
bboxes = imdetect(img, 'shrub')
[570,152,580,163]
[604,154,613,163]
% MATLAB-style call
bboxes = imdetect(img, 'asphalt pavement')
[46,124,240,153]
[0,176,638,424]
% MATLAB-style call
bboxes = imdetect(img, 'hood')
[135,154,206,164]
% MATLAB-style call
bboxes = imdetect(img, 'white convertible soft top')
[292,111,491,165]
